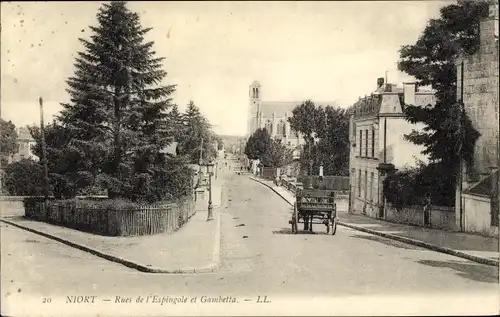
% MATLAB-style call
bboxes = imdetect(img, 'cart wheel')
[331,217,337,235]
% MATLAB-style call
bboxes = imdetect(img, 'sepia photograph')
[1,1,499,316]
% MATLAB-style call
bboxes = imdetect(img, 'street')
[1,170,499,315]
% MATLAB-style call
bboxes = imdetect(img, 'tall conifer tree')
[57,1,178,201]
[177,101,216,163]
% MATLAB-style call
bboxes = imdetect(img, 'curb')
[1,206,223,274]
[250,177,499,267]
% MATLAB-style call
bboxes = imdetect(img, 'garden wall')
[384,204,456,230]
[282,179,349,199]
[297,176,350,193]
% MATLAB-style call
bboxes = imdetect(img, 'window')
[278,120,286,136]
[371,129,375,158]
[370,172,374,202]
[364,171,368,200]
[265,120,273,135]
[357,170,362,197]
[360,130,363,156]
[365,130,368,157]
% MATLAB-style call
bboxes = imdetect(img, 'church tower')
[248,81,262,136]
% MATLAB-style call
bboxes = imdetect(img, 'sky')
[1,1,452,136]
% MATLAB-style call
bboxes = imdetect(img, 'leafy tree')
[0,119,18,166]
[260,139,293,168]
[397,0,487,200]
[45,1,186,202]
[287,100,319,144]
[315,106,350,176]
[244,128,272,160]
[30,123,93,199]
[398,0,489,103]
[3,159,44,196]
[288,101,350,176]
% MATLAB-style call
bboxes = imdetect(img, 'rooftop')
[352,82,436,119]
[463,170,499,198]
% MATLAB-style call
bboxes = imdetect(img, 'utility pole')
[39,97,49,201]
[495,68,500,228]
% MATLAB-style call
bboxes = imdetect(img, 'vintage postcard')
[1,1,499,316]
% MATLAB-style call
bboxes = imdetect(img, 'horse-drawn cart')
[289,188,338,235]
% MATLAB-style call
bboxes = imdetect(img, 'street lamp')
[206,161,215,221]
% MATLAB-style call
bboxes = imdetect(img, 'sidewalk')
[250,176,499,267]
[1,183,224,274]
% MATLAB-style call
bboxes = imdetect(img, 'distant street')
[2,168,498,310]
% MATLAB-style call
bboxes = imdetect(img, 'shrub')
[4,159,45,196]
[383,167,422,210]
[383,162,456,210]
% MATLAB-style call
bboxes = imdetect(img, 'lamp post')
[39,97,49,202]
[207,161,214,221]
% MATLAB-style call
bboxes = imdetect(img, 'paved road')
[1,168,499,315]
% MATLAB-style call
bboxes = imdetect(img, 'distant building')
[161,141,178,156]
[247,80,337,161]
[1,126,37,193]
[349,77,436,218]
[8,126,38,163]
[455,0,499,237]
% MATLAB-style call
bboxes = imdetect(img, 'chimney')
[403,82,416,105]
[377,77,384,89]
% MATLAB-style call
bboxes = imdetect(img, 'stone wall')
[457,7,499,178]
[385,205,456,231]
[351,198,456,231]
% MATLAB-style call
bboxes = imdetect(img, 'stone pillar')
[491,166,499,227]
[376,163,395,219]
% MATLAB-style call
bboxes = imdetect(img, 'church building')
[247,80,336,160]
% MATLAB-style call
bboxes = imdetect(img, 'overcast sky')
[1,1,451,136]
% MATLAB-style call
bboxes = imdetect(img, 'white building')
[349,78,436,218]
[8,126,38,163]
